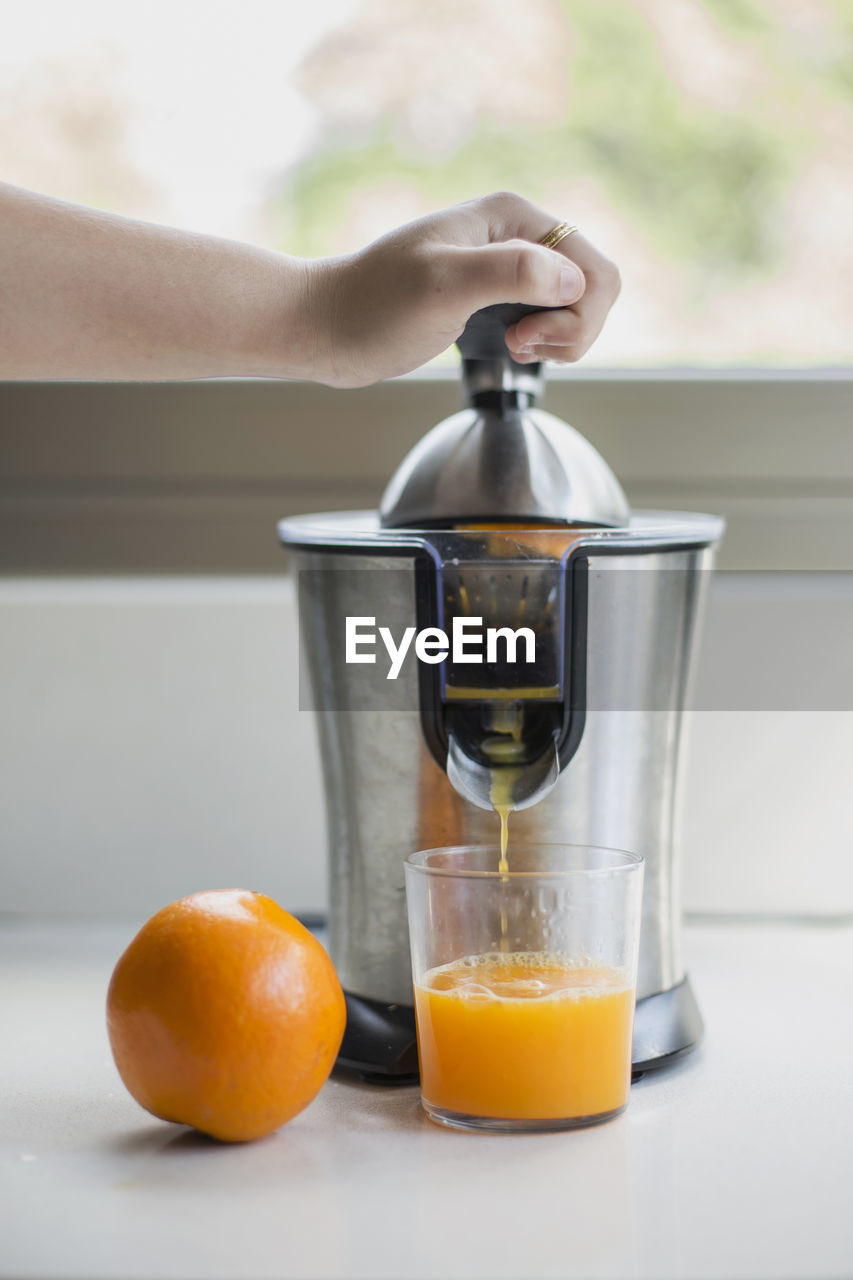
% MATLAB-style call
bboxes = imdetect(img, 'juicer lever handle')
[456,302,563,361]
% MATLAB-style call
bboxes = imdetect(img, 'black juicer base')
[337,977,703,1085]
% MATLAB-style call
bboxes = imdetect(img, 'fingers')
[445,239,586,317]
[504,231,621,363]
[460,193,621,363]
[470,190,563,245]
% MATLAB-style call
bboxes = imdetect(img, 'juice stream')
[485,719,524,876]
[489,760,519,947]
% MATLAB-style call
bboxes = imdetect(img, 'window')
[3,0,851,366]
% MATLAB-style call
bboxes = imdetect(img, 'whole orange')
[106,889,346,1142]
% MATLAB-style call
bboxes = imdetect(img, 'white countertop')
[2,917,852,1280]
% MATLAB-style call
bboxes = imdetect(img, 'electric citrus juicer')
[280,303,724,1081]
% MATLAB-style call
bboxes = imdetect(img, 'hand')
[308,190,621,387]
[0,183,619,383]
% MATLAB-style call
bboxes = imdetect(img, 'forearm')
[0,187,620,386]
[0,183,321,381]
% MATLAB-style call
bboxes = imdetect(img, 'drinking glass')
[405,843,644,1133]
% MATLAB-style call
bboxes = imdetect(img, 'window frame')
[2,369,851,573]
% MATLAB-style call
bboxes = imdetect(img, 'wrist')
[290,253,358,387]
[224,250,330,383]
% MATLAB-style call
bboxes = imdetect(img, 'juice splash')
[414,953,633,1122]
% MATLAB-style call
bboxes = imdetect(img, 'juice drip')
[495,803,511,951]
[498,805,510,875]
[484,704,526,949]
[486,726,524,875]
[489,762,519,951]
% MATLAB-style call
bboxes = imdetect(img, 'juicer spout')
[446,731,561,813]
[443,698,562,813]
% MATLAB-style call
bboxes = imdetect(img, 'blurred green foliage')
[556,1,789,272]
[278,0,849,310]
[699,0,772,36]
[826,0,853,98]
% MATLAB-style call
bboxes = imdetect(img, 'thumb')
[449,239,586,312]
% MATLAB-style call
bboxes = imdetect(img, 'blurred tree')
[2,0,851,362]
[270,0,853,362]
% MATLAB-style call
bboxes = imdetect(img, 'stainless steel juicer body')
[280,303,723,1079]
[282,512,723,1077]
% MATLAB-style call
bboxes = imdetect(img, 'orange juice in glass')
[405,845,643,1132]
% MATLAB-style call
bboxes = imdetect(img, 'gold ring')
[538,221,579,251]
